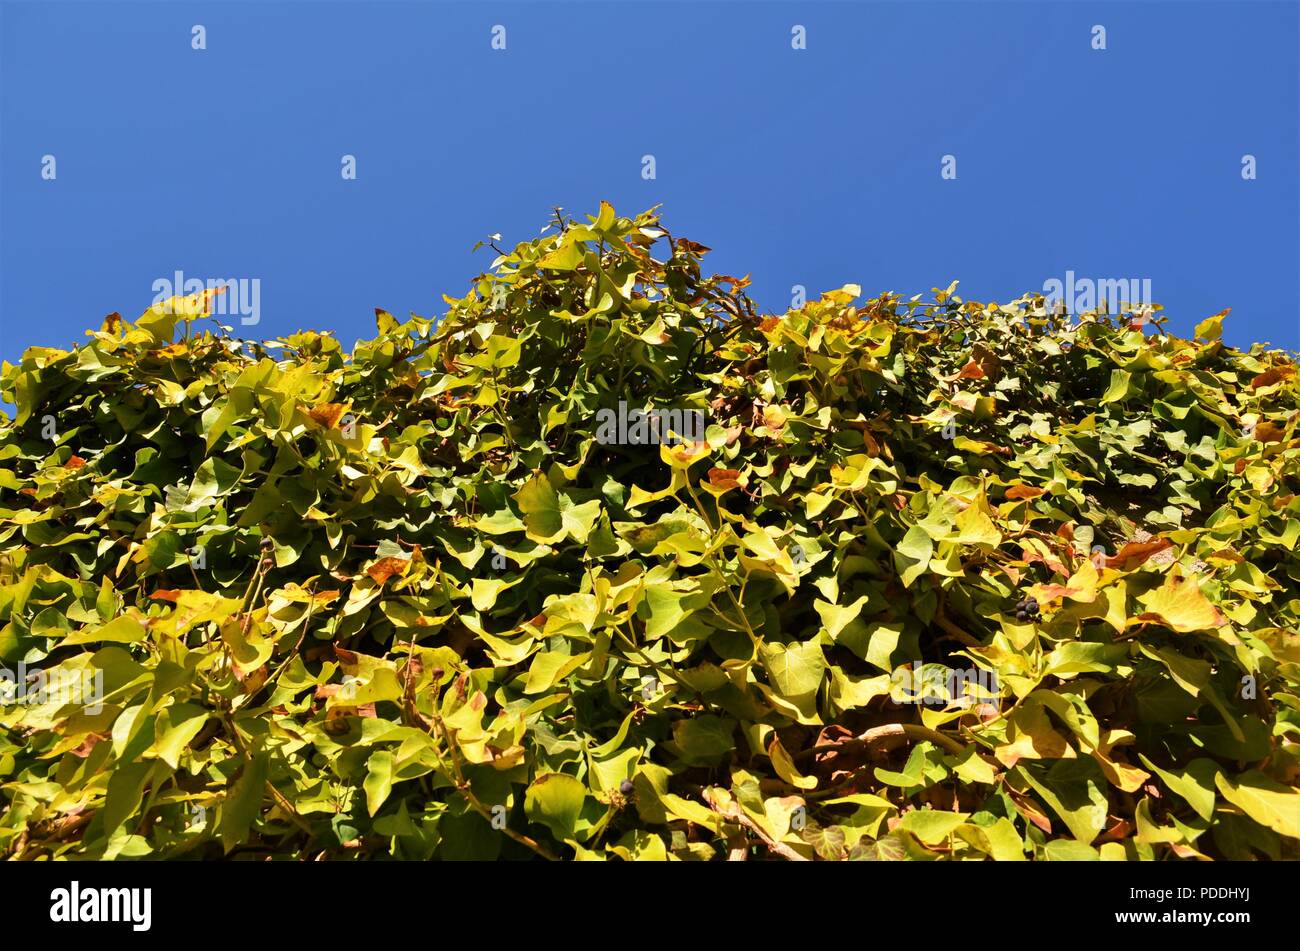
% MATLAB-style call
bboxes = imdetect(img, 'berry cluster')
[1014,597,1040,623]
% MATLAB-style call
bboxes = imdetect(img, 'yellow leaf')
[63,614,147,645]
[1194,308,1229,341]
[1135,571,1225,633]
[659,440,710,469]
[593,200,616,233]
[821,284,860,305]
[768,736,818,790]
[1030,558,1099,604]
[952,502,1002,547]
[994,703,1074,767]
[538,238,584,271]
[1214,771,1300,839]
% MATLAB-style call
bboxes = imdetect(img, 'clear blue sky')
[2,0,1297,361]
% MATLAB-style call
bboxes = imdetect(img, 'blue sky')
[2,0,1297,361]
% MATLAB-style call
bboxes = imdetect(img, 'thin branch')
[422,698,561,861]
[934,600,983,649]
[703,789,809,862]
[795,721,969,763]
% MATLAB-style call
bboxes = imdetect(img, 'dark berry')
[1025,601,1040,616]
[1015,610,1028,622]
[619,779,635,795]
[260,536,274,550]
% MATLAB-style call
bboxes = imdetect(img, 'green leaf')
[220,750,269,852]
[64,614,147,646]
[524,650,591,694]
[1042,839,1100,860]
[1100,369,1134,405]
[814,595,869,639]
[1214,770,1300,839]
[898,809,968,844]
[668,715,736,767]
[525,773,588,840]
[1138,755,1218,822]
[759,639,826,718]
[959,817,1026,860]
[152,704,209,769]
[1015,758,1109,844]
[513,474,601,544]
[894,525,933,588]
[102,761,154,836]
[140,530,184,572]
[364,750,394,816]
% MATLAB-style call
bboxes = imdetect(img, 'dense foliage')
[2,204,1299,861]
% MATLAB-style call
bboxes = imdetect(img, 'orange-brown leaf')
[307,403,349,429]
[1103,538,1172,571]
[1005,485,1044,500]
[707,468,743,491]
[1255,421,1286,443]
[1251,366,1295,390]
[366,557,410,585]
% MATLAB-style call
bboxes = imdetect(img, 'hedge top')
[1,203,1298,860]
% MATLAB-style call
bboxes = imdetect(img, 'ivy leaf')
[513,474,601,544]
[1214,771,1300,839]
[1136,571,1226,632]
[1015,759,1110,845]
[1140,755,1219,822]
[525,773,588,840]
[894,525,933,588]
[364,750,394,817]
[220,750,270,852]
[899,809,969,845]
